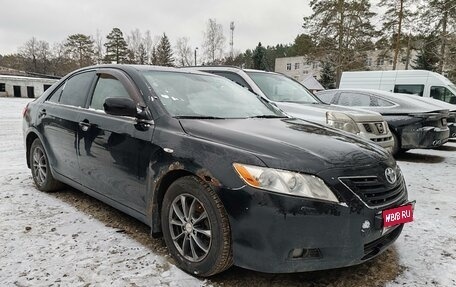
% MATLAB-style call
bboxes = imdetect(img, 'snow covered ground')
[1,98,455,286]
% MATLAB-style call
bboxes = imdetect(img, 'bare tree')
[127,28,142,63]
[19,37,39,72]
[175,37,193,66]
[94,29,104,64]
[143,30,154,64]
[202,19,226,63]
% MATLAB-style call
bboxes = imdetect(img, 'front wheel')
[161,176,233,277]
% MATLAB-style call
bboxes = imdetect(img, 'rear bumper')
[401,126,449,149]
[448,123,456,138]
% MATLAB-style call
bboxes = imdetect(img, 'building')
[0,67,59,98]
[275,50,419,83]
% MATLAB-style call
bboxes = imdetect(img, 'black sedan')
[316,89,450,155]
[23,65,412,276]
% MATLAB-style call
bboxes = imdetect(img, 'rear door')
[77,69,153,213]
[38,70,96,182]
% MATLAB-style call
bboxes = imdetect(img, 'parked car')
[23,65,413,276]
[339,70,456,104]
[316,89,450,155]
[399,93,456,138]
[183,67,394,152]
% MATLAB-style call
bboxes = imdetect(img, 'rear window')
[394,84,424,96]
[59,71,95,107]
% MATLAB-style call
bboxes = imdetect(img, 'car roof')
[182,66,277,75]
[325,88,450,111]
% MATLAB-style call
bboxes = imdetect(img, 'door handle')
[79,121,91,132]
[38,109,46,117]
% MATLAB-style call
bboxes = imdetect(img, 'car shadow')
[436,145,456,152]
[210,248,403,286]
[47,185,405,287]
[395,152,445,163]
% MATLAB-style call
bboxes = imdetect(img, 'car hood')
[179,118,391,174]
[274,102,383,124]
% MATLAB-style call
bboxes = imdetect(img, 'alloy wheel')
[168,194,212,262]
[32,146,47,186]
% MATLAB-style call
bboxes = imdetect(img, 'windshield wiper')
[248,115,288,118]
[175,115,225,119]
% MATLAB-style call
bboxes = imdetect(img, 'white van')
[339,70,456,104]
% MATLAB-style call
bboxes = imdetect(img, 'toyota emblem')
[385,167,397,184]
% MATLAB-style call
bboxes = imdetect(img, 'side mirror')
[104,97,138,118]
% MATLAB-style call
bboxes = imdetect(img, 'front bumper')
[218,184,406,273]
[401,126,449,149]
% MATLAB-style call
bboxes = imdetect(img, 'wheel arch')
[150,169,196,237]
[25,131,39,168]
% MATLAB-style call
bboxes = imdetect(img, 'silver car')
[186,66,394,152]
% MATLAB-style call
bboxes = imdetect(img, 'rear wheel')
[30,139,62,192]
[161,176,233,277]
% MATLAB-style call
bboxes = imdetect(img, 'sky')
[0,0,315,56]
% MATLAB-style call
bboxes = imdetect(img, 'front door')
[78,70,153,213]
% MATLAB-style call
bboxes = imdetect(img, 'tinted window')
[47,84,64,103]
[316,91,335,104]
[430,86,456,103]
[209,71,251,89]
[394,84,424,96]
[338,92,371,106]
[90,74,131,110]
[60,71,95,107]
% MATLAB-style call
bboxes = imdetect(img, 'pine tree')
[156,33,174,66]
[379,0,416,70]
[63,34,94,68]
[104,28,129,64]
[320,62,336,89]
[151,46,158,65]
[303,0,377,85]
[420,0,456,73]
[137,43,147,65]
[252,42,267,70]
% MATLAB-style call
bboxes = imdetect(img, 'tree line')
[1,1,456,87]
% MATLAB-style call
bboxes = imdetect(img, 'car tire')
[30,138,62,192]
[161,176,233,277]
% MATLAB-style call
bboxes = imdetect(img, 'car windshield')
[246,72,320,104]
[141,71,285,119]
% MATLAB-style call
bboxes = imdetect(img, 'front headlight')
[326,111,360,134]
[233,163,339,202]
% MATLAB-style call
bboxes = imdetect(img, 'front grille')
[339,175,407,208]
[363,122,388,135]
[371,136,393,143]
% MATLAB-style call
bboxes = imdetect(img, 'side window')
[430,86,456,103]
[60,71,95,107]
[47,84,64,103]
[315,92,335,104]
[394,84,424,96]
[90,74,131,111]
[374,97,395,107]
[210,71,252,90]
[338,92,371,106]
